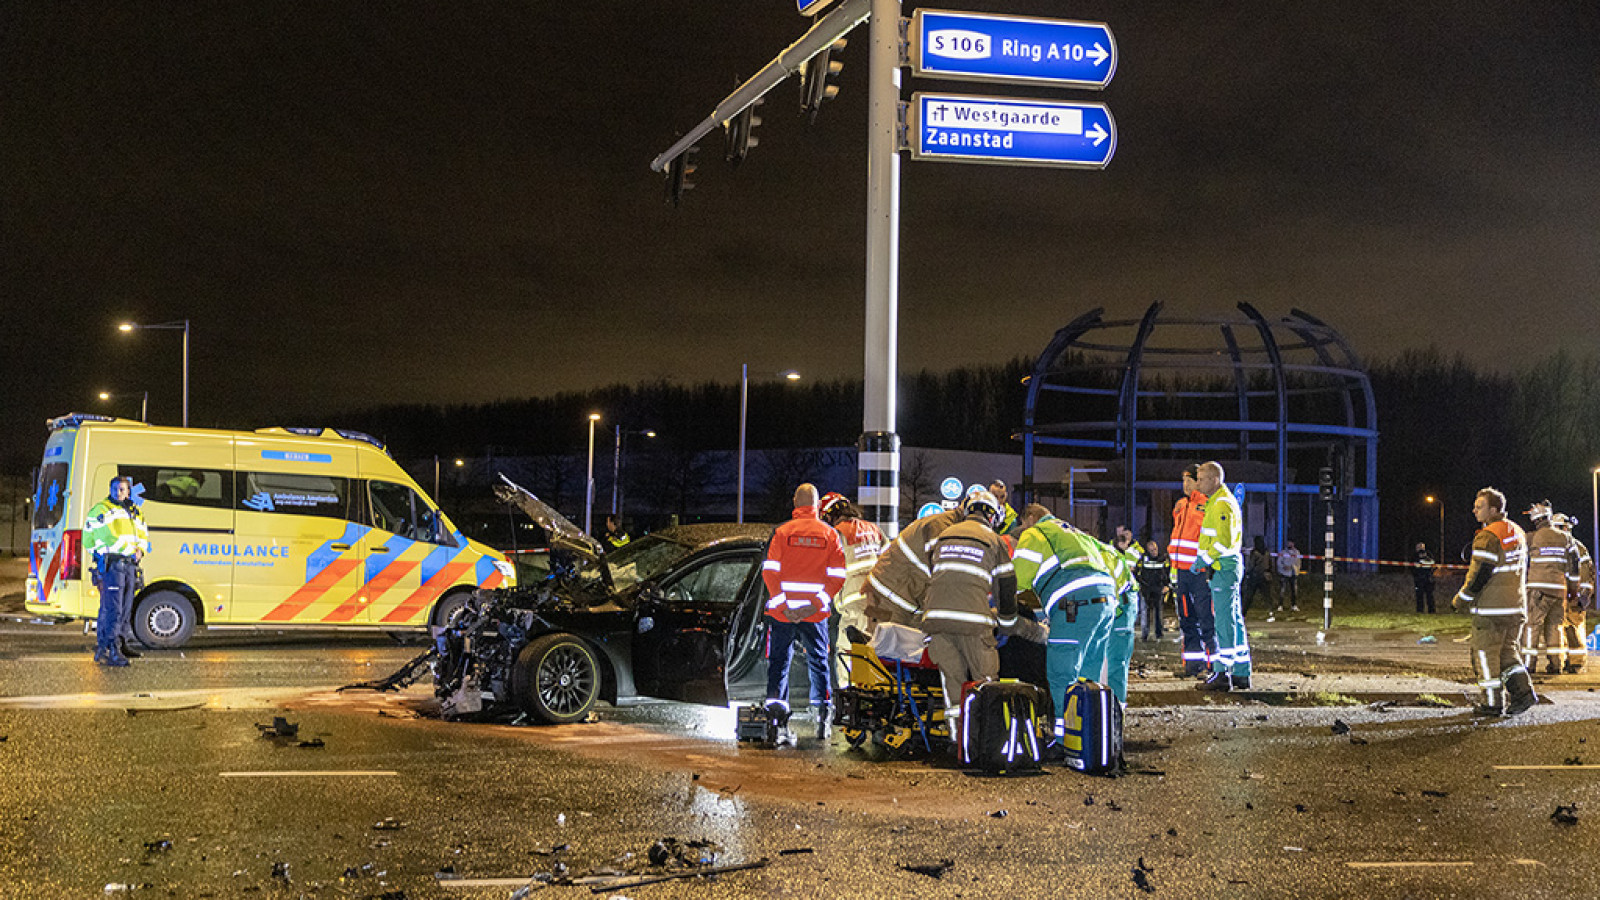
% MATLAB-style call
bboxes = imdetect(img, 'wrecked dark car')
[354,477,775,724]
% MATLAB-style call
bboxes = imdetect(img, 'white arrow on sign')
[1086,122,1109,146]
[1089,42,1110,67]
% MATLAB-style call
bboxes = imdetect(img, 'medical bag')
[1061,679,1123,775]
[957,679,1048,774]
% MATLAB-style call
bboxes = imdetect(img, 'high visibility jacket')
[1103,539,1140,618]
[1572,537,1596,605]
[1168,491,1207,572]
[833,517,885,615]
[761,506,847,623]
[84,498,149,560]
[866,509,959,622]
[1526,524,1578,599]
[922,519,1017,635]
[1195,485,1243,570]
[998,503,1020,537]
[1136,551,1169,594]
[1013,515,1116,618]
[1460,517,1527,615]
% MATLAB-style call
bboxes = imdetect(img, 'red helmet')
[819,492,851,524]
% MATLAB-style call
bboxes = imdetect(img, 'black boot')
[118,638,143,659]
[1545,660,1561,676]
[1504,669,1539,716]
[1197,671,1233,692]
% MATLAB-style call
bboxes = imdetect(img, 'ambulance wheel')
[132,590,197,649]
[431,590,474,629]
[511,633,600,724]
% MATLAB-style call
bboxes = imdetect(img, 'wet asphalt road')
[5,622,1600,898]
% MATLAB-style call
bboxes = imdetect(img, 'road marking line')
[1346,861,1474,869]
[219,770,397,778]
[1493,765,1600,770]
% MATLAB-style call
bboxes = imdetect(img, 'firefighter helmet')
[1554,512,1577,532]
[960,490,1004,531]
[1526,500,1554,525]
[818,492,855,525]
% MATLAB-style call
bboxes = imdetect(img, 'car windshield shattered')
[576,534,692,595]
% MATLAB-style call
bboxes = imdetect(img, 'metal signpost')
[910,10,1116,88]
[909,93,1115,169]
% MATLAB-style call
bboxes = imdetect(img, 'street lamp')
[1425,495,1444,560]
[118,319,190,426]
[585,413,601,535]
[611,426,657,518]
[1590,467,1599,563]
[737,365,800,524]
[96,390,148,422]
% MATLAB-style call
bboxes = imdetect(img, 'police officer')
[1523,501,1579,674]
[988,480,1021,537]
[1014,504,1117,733]
[1195,461,1250,692]
[84,476,149,667]
[1413,542,1438,613]
[601,514,631,551]
[1453,487,1537,716]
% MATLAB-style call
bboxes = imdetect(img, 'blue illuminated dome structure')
[1020,302,1378,561]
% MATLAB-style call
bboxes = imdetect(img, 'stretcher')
[833,639,949,757]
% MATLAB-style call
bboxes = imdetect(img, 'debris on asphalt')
[778,848,814,856]
[372,818,405,831]
[1350,736,1369,745]
[1367,701,1396,712]
[271,860,292,882]
[1552,804,1580,826]
[646,838,717,868]
[143,839,172,854]
[1422,790,1449,798]
[988,809,1008,818]
[1418,636,1438,644]
[296,737,326,749]
[1132,857,1156,893]
[1331,719,1351,735]
[898,859,955,879]
[1565,757,1584,766]
[255,717,299,739]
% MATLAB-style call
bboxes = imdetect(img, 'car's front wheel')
[511,633,601,724]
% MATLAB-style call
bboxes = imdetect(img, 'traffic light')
[800,38,846,123]
[665,145,698,207]
[725,99,763,165]
[1318,466,1339,502]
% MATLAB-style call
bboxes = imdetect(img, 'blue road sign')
[798,0,835,15]
[909,93,1116,170]
[939,476,964,500]
[918,502,946,519]
[912,9,1116,89]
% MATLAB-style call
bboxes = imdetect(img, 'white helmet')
[1526,501,1553,525]
[960,490,1003,531]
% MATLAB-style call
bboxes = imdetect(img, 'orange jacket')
[762,506,847,623]
[1168,490,1208,572]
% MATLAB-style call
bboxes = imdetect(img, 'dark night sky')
[4,2,1599,466]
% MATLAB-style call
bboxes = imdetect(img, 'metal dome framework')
[1020,302,1378,555]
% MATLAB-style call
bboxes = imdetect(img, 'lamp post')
[97,390,148,422]
[1425,495,1444,560]
[737,365,799,524]
[585,414,601,535]
[1590,468,1599,564]
[118,319,189,426]
[611,427,656,518]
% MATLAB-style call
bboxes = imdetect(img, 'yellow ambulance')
[27,414,513,647]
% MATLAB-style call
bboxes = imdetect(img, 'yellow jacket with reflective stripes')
[1013,516,1116,617]
[1195,485,1242,569]
[84,498,150,559]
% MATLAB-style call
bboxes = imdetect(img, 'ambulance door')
[231,442,364,626]
[356,479,454,626]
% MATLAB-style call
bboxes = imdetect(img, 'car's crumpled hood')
[495,474,607,565]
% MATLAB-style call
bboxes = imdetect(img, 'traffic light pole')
[857,0,902,538]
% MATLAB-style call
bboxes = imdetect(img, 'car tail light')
[58,530,82,580]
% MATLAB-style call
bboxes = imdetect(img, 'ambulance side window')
[117,465,233,511]
[32,463,70,530]
[368,480,452,544]
[237,472,349,519]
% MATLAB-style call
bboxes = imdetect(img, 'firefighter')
[1555,514,1594,674]
[819,492,885,688]
[1195,461,1251,692]
[84,476,149,667]
[1014,503,1118,733]
[1167,464,1217,677]
[1081,531,1141,704]
[1452,487,1537,716]
[863,505,960,628]
[920,491,1018,734]
[761,483,847,741]
[1523,501,1580,675]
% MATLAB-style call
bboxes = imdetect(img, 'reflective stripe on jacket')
[1168,491,1207,572]
[865,509,959,622]
[1460,517,1527,614]
[1013,515,1116,617]
[84,498,150,559]
[833,517,885,614]
[761,506,847,623]
[922,519,1016,635]
[1195,485,1243,569]
[1526,524,1577,598]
